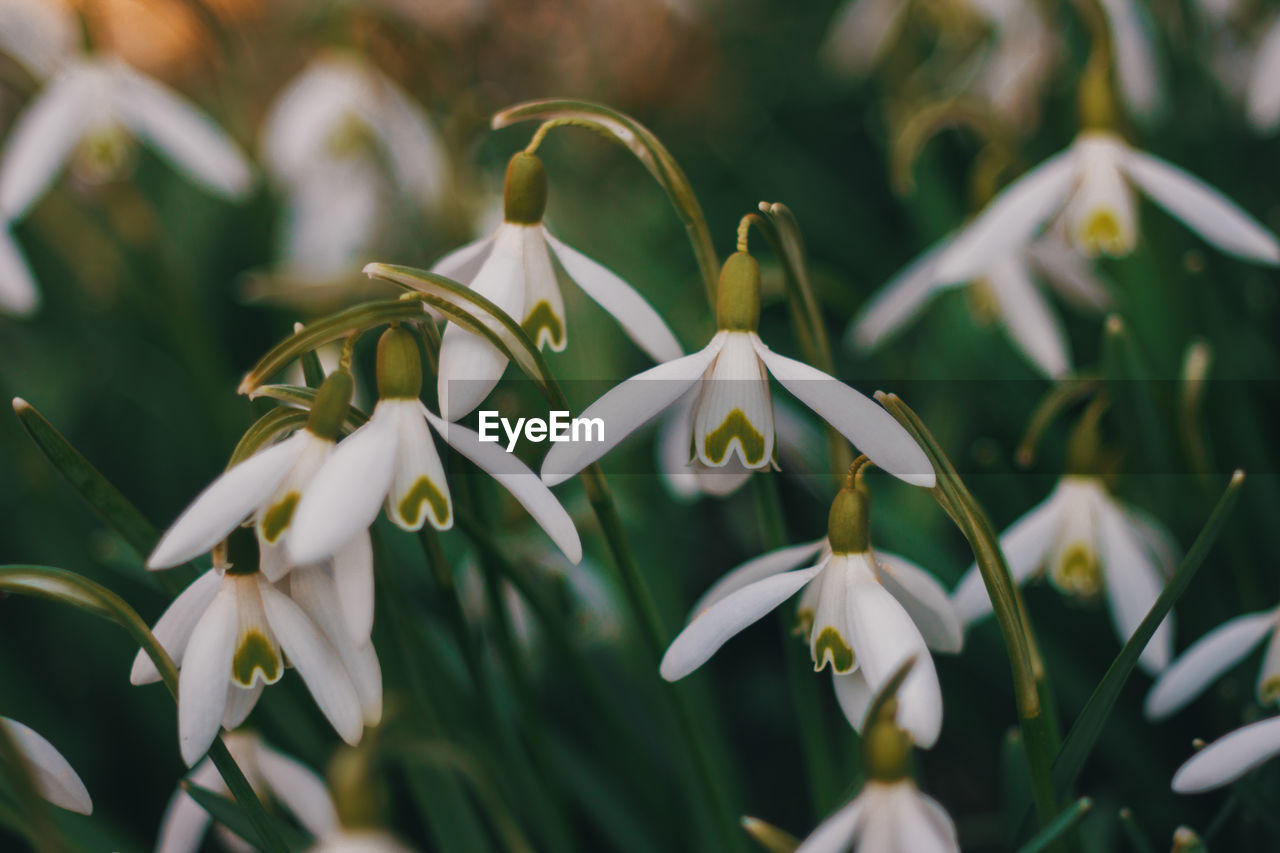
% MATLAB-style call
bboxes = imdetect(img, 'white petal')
[876,552,964,654]
[1025,238,1113,312]
[540,334,725,486]
[131,568,223,684]
[0,228,39,316]
[1247,17,1280,132]
[1173,717,1280,793]
[259,582,364,745]
[333,533,375,643]
[518,226,566,352]
[1099,0,1164,120]
[0,61,97,219]
[897,787,961,852]
[369,72,447,206]
[1097,497,1173,673]
[221,683,263,729]
[1121,148,1280,264]
[933,148,1079,283]
[148,433,308,569]
[431,233,497,284]
[0,718,92,814]
[256,743,339,838]
[1144,611,1275,720]
[545,228,683,363]
[178,584,238,766]
[114,63,252,199]
[847,237,958,351]
[155,765,218,853]
[984,257,1071,379]
[656,388,701,500]
[0,0,74,79]
[659,566,822,681]
[819,0,906,77]
[795,794,865,853]
[750,336,934,487]
[831,669,873,731]
[288,412,397,566]
[689,538,827,619]
[385,400,452,531]
[693,333,774,468]
[424,406,581,563]
[1126,506,1181,579]
[277,161,380,284]
[259,56,364,182]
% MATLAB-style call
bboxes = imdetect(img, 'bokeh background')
[2,0,1280,850]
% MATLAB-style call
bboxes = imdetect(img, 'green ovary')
[1051,543,1102,597]
[1081,210,1128,256]
[522,301,565,350]
[260,492,299,543]
[399,477,450,528]
[812,627,855,674]
[233,632,282,687]
[703,409,766,466]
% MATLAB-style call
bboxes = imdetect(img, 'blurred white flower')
[0,0,74,80]
[1145,603,1280,720]
[849,235,1111,379]
[0,717,91,815]
[935,131,1280,283]
[0,225,38,315]
[156,731,337,853]
[307,829,415,853]
[795,778,959,853]
[951,475,1178,673]
[972,3,1059,126]
[819,0,911,78]
[130,566,374,766]
[1172,715,1280,793]
[1247,15,1280,132]
[1097,0,1165,122]
[260,54,449,286]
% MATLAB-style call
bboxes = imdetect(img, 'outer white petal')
[876,552,964,654]
[896,786,961,852]
[1097,498,1173,673]
[424,406,582,563]
[259,582,363,745]
[831,670,873,732]
[178,584,238,766]
[545,229,682,363]
[1246,17,1280,132]
[0,228,39,316]
[689,538,827,619]
[148,433,308,569]
[1126,506,1181,579]
[656,388,701,500]
[984,257,1071,379]
[847,237,959,351]
[0,0,74,79]
[540,335,725,486]
[1144,611,1276,720]
[287,412,397,565]
[1172,716,1280,793]
[952,486,1065,624]
[659,566,822,681]
[933,149,1079,283]
[750,336,934,487]
[131,568,223,684]
[1099,0,1164,120]
[155,761,222,853]
[431,233,497,284]
[1121,148,1280,264]
[370,72,448,206]
[1026,238,1113,312]
[819,0,906,77]
[0,61,97,219]
[795,793,865,853]
[113,63,252,199]
[333,533,375,643]
[256,743,339,838]
[0,719,91,814]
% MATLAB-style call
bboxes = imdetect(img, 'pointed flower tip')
[361,262,384,278]
[1231,469,1246,486]
[11,396,29,412]
[1105,314,1125,335]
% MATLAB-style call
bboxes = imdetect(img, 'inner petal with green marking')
[702,409,766,466]
[260,492,300,543]
[399,476,451,528]
[232,631,282,687]
[812,626,856,674]
[1050,541,1102,597]
[522,300,565,351]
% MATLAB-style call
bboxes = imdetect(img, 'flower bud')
[715,251,761,332]
[306,370,354,440]
[503,151,547,224]
[827,485,870,554]
[862,699,912,782]
[377,325,422,400]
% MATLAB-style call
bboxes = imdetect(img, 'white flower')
[1172,715,1280,793]
[432,151,682,421]
[1247,15,1280,132]
[1145,603,1280,720]
[660,529,958,747]
[795,779,959,853]
[0,225,39,316]
[0,0,74,79]
[156,732,337,853]
[934,131,1280,284]
[951,475,1178,673]
[0,55,253,222]
[1097,0,1164,121]
[848,235,1111,379]
[129,567,374,766]
[818,0,911,78]
[973,3,1059,126]
[0,717,91,815]
[307,829,416,853]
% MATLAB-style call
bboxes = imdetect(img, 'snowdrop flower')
[1247,16,1280,132]
[1145,601,1280,720]
[130,562,375,767]
[661,477,955,746]
[260,54,448,287]
[848,235,1111,379]
[0,0,74,80]
[288,325,581,566]
[934,131,1280,284]
[542,251,934,489]
[1172,715,1280,793]
[951,475,1178,673]
[156,731,337,853]
[147,373,375,641]
[0,717,91,814]
[307,829,415,853]
[432,150,682,420]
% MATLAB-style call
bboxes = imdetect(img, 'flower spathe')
[1145,603,1280,720]
[433,151,682,421]
[1172,716,1280,794]
[795,779,960,853]
[0,717,92,815]
[951,475,1177,673]
[156,731,337,853]
[933,131,1280,285]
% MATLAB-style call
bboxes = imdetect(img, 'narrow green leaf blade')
[183,782,311,852]
[1016,797,1092,853]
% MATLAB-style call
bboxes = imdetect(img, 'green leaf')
[492,98,718,304]
[1016,797,1092,853]
[183,782,311,852]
